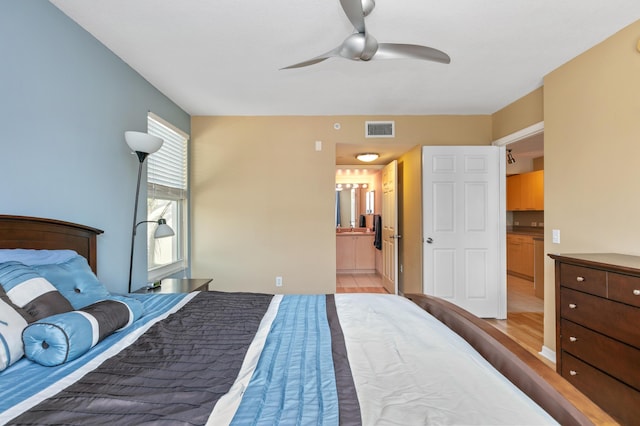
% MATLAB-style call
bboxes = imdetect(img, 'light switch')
[315,140,322,151]
[552,229,560,244]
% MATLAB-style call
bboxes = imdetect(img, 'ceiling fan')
[281,0,450,69]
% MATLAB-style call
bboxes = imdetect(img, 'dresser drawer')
[608,272,640,308]
[559,263,606,296]
[561,319,640,391]
[561,352,640,425]
[560,287,640,348]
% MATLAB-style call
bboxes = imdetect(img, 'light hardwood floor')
[336,272,552,368]
[485,275,552,368]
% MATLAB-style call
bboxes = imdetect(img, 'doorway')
[490,122,546,360]
[335,165,385,292]
[494,123,544,315]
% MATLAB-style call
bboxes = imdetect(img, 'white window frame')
[146,112,189,282]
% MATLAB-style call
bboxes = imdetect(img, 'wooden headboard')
[0,215,104,272]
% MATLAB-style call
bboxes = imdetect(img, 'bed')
[0,215,614,425]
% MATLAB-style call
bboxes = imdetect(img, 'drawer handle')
[569,303,577,309]
[576,276,585,282]
[569,370,578,376]
[569,336,578,342]
[634,289,640,296]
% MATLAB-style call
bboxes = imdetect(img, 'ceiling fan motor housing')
[342,33,379,60]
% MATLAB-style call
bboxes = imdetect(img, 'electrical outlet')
[514,221,519,226]
[531,222,537,227]
[275,276,283,287]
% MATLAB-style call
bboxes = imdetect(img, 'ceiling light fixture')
[507,149,516,164]
[356,153,379,162]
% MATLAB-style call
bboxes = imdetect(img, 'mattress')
[0,291,557,425]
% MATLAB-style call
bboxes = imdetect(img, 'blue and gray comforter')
[2,292,360,425]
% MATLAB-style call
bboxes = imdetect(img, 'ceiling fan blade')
[376,43,451,64]
[280,56,331,70]
[280,46,342,69]
[339,0,366,33]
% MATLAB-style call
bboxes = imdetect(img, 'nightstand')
[134,278,212,294]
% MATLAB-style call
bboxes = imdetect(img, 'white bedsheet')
[336,294,556,425]
[210,293,557,425]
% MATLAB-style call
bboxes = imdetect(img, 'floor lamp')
[125,131,173,293]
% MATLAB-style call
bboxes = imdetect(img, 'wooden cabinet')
[550,253,640,424]
[336,233,375,273]
[506,170,543,211]
[506,234,534,280]
[506,174,521,211]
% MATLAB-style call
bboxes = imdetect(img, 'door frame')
[492,121,544,320]
[492,122,544,148]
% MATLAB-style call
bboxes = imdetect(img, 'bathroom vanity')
[336,230,375,273]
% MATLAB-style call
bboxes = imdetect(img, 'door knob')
[426,237,433,244]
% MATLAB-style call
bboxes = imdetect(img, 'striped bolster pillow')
[22,296,144,366]
[0,262,73,321]
[0,295,31,371]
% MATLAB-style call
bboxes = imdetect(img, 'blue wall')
[0,1,190,293]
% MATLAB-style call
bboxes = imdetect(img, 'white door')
[422,146,506,318]
[382,160,398,295]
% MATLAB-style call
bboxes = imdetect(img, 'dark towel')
[373,215,382,250]
[359,215,366,228]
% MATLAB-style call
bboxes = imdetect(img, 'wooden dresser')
[549,253,640,424]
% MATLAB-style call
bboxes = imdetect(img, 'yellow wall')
[191,115,491,294]
[191,116,336,294]
[492,87,544,140]
[330,115,493,145]
[397,145,424,294]
[543,19,640,350]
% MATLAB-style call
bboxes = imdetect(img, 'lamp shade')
[125,131,163,154]
[356,153,379,162]
[154,218,175,238]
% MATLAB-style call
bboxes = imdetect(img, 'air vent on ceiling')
[365,121,395,138]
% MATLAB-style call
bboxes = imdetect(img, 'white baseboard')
[539,345,556,364]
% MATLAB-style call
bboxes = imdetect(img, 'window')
[146,112,189,281]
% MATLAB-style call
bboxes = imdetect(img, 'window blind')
[147,114,187,195]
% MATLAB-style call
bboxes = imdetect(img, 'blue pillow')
[0,249,78,266]
[33,256,110,310]
[22,296,144,366]
[0,262,73,321]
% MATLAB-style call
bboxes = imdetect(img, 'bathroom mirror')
[336,184,372,228]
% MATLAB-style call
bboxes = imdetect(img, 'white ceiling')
[50,0,640,118]
[49,1,639,166]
